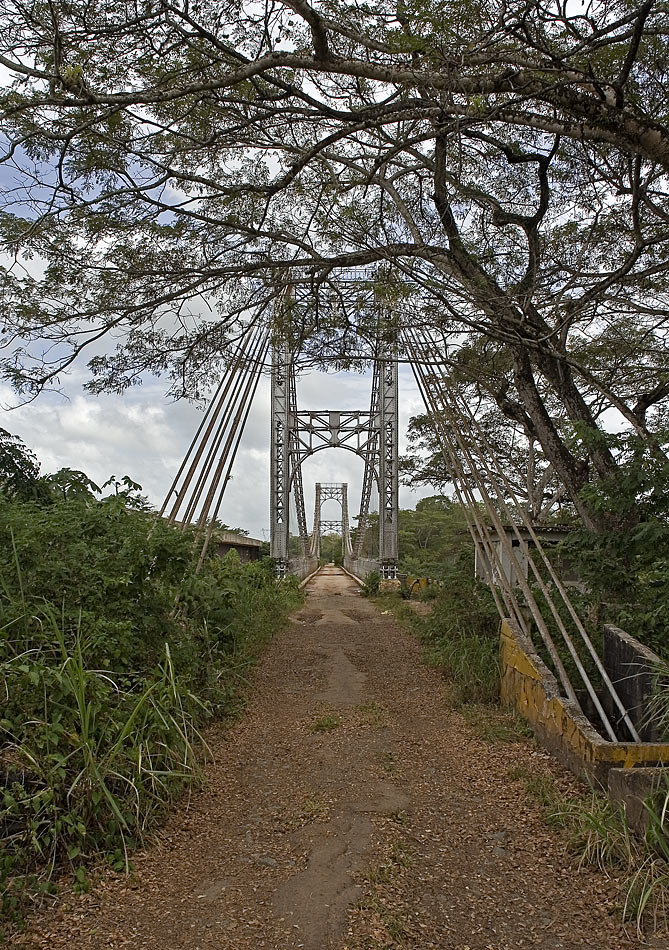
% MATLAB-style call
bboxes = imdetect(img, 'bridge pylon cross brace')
[269,342,399,580]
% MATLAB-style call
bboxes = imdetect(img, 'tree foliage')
[0,428,44,501]
[1,0,668,527]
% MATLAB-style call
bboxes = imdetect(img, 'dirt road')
[16,567,649,948]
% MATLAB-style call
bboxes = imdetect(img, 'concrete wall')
[608,767,669,833]
[217,542,261,562]
[287,555,319,580]
[343,556,378,579]
[215,530,262,562]
[500,619,669,787]
[602,624,661,742]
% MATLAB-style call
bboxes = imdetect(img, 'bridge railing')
[287,555,319,580]
[343,555,379,580]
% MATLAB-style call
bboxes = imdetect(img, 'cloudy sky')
[0,361,437,540]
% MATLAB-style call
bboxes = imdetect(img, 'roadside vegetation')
[376,492,669,934]
[0,429,300,928]
[510,764,669,936]
[367,496,499,705]
[368,497,512,721]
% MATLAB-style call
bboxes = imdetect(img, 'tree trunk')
[511,346,602,531]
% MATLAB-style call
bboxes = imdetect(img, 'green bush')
[360,570,380,596]
[557,430,669,659]
[0,471,300,925]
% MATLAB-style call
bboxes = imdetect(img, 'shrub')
[0,487,300,925]
[415,550,500,705]
[360,570,380,596]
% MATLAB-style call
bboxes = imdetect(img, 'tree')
[398,496,472,575]
[0,427,43,499]
[1,0,668,527]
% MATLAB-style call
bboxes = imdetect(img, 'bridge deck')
[19,567,633,949]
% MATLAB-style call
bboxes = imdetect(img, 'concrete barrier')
[499,618,669,787]
[340,564,365,586]
[298,564,322,589]
[287,555,319,581]
[343,556,378,578]
[602,624,662,741]
[608,767,669,833]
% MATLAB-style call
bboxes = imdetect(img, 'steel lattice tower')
[269,342,398,579]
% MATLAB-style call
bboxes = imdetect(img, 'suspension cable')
[409,327,639,741]
[195,336,270,571]
[446,372,640,740]
[416,327,636,738]
[162,325,261,525]
[179,327,267,526]
[192,328,269,531]
[405,326,584,710]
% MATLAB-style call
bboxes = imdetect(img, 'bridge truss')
[308,483,353,560]
[160,284,642,745]
[270,339,398,580]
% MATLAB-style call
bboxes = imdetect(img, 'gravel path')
[14,567,663,949]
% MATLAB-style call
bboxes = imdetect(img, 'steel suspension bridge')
[159,292,642,746]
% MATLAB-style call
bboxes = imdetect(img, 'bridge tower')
[309,483,353,560]
[269,344,398,580]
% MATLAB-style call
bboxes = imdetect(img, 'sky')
[0,55,444,541]
[0,360,437,540]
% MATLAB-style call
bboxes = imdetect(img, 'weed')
[423,635,499,705]
[376,581,499,707]
[381,750,396,774]
[526,775,562,810]
[512,765,669,935]
[357,701,387,727]
[361,571,380,597]
[384,912,409,941]
[72,867,90,895]
[463,705,533,743]
[364,862,393,885]
[551,793,636,870]
[299,795,330,822]
[390,839,414,869]
[310,713,341,733]
[506,764,561,808]
[0,489,301,924]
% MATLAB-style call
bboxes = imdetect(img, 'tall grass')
[0,495,301,927]
[422,631,499,705]
[410,571,499,705]
[518,770,669,936]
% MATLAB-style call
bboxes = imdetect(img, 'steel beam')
[377,342,399,577]
[270,340,291,576]
[270,339,398,579]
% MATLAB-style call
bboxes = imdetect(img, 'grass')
[374,588,500,707]
[390,839,414,868]
[381,750,397,774]
[462,704,533,743]
[298,794,330,822]
[421,635,499,706]
[356,701,388,727]
[376,575,669,935]
[508,764,669,935]
[364,862,394,885]
[353,893,411,947]
[0,509,302,931]
[310,713,341,733]
[355,838,415,946]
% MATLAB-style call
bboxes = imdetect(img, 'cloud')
[0,363,437,540]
